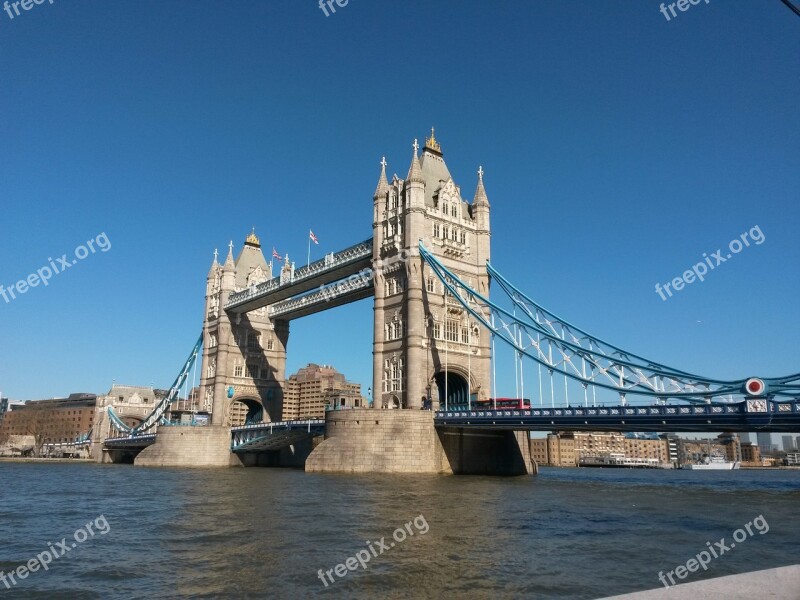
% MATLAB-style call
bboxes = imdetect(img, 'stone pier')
[305,408,535,475]
[134,427,238,468]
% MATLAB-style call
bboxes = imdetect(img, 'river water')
[0,462,798,599]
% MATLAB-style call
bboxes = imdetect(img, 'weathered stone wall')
[306,409,450,474]
[306,409,535,475]
[134,427,237,468]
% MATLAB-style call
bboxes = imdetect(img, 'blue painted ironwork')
[419,243,799,404]
[225,239,373,312]
[435,400,800,433]
[231,419,325,452]
[107,334,203,436]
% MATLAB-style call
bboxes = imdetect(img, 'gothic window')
[384,280,390,296]
[442,202,448,215]
[446,320,459,342]
[267,337,274,351]
[247,333,260,350]
[451,204,457,217]
[208,333,217,348]
[460,230,466,244]
[443,226,449,240]
[207,358,216,378]
[426,277,435,293]
[246,363,259,378]
[433,223,440,238]
[451,228,458,241]
[433,322,441,339]
[392,195,398,209]
[461,327,470,344]
[234,363,243,378]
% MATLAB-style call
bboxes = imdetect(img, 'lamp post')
[368,386,372,409]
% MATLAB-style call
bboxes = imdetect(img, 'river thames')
[0,463,798,599]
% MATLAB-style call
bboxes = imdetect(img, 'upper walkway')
[225,238,373,314]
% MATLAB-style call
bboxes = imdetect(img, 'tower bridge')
[98,130,800,473]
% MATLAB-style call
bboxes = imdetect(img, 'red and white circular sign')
[745,378,765,396]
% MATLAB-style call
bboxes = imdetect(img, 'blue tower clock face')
[227,386,234,398]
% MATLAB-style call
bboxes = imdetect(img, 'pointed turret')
[473,165,490,208]
[207,249,220,279]
[374,156,389,199]
[407,139,424,184]
[223,241,235,272]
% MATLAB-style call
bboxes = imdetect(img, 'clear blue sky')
[0,2,798,410]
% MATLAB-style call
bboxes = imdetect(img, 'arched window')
[442,202,448,215]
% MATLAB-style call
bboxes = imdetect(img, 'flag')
[309,230,319,244]
[272,247,282,260]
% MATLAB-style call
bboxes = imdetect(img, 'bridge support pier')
[134,427,239,468]
[305,409,535,475]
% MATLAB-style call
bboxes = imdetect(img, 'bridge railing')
[268,275,373,319]
[225,239,372,309]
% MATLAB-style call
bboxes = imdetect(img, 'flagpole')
[307,230,311,267]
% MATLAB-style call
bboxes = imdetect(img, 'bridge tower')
[371,130,492,410]
[199,231,288,426]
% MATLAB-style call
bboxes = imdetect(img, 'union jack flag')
[272,248,282,260]
[309,230,319,244]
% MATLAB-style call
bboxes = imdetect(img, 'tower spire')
[374,156,389,198]
[407,139,423,183]
[207,248,219,279]
[473,165,490,208]
[223,240,235,272]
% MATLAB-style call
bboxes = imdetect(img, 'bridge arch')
[433,369,472,409]
[229,396,266,426]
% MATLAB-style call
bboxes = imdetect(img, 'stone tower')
[371,130,492,410]
[199,231,288,425]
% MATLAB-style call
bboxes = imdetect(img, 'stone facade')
[371,131,492,411]
[134,427,237,468]
[306,408,534,475]
[200,232,287,427]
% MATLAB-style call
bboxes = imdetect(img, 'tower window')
[426,278,435,293]
[433,223,440,238]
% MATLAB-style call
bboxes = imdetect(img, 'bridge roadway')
[224,239,373,314]
[434,400,800,433]
[230,419,325,452]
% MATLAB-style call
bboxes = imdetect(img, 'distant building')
[756,432,773,455]
[281,364,364,421]
[0,397,8,427]
[718,433,742,463]
[785,453,800,467]
[0,393,97,454]
[740,442,761,465]
[92,384,165,441]
[796,436,800,451]
[739,433,752,444]
[530,431,671,467]
[782,435,796,452]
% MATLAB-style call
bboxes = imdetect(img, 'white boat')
[682,453,740,470]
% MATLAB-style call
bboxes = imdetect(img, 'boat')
[579,453,660,469]
[682,453,740,470]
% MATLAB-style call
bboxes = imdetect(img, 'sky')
[0,0,798,439]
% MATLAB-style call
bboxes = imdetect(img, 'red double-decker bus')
[475,398,531,410]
